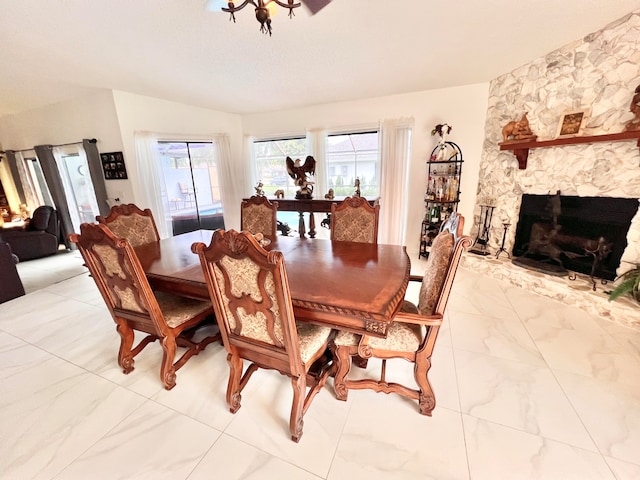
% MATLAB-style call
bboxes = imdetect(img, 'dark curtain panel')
[83,139,109,216]
[4,151,26,205]
[33,145,73,249]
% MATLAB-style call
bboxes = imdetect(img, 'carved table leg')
[309,213,316,238]
[297,212,306,238]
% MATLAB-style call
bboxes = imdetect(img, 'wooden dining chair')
[192,229,333,442]
[96,203,160,247]
[330,196,380,244]
[240,195,278,238]
[331,212,471,415]
[70,222,219,390]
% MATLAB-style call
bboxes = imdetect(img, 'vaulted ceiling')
[0,0,638,118]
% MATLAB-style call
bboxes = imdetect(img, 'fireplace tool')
[470,204,495,256]
[495,222,511,259]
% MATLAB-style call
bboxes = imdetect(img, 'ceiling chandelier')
[223,1,301,36]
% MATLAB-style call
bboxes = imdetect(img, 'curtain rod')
[0,138,97,155]
[0,147,33,155]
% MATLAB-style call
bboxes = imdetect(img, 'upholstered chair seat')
[334,320,423,353]
[296,322,333,364]
[153,291,214,328]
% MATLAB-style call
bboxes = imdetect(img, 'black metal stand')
[495,223,511,259]
[469,205,495,256]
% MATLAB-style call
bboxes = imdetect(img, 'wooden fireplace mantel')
[499,130,640,169]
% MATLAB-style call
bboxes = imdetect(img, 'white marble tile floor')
[1,251,639,479]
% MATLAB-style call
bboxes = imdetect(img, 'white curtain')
[213,133,242,231]
[0,158,20,213]
[379,117,414,246]
[243,135,257,197]
[306,129,327,198]
[13,151,41,210]
[52,146,83,232]
[134,131,171,238]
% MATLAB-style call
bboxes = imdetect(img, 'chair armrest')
[393,311,443,327]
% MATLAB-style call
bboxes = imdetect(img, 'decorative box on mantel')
[499,131,640,169]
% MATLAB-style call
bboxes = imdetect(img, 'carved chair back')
[240,195,278,238]
[96,203,160,247]
[418,211,467,318]
[330,196,380,244]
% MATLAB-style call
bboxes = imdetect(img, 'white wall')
[242,83,489,255]
[0,90,122,151]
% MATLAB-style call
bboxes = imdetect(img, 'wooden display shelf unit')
[499,131,640,169]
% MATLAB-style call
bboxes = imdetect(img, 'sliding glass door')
[157,142,225,235]
[57,152,101,229]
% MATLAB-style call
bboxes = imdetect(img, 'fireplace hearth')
[512,193,638,281]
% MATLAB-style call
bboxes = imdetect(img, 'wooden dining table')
[135,230,411,337]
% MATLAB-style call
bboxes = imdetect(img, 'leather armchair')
[0,236,25,303]
[1,206,61,261]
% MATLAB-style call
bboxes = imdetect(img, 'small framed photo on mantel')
[556,109,589,137]
[100,151,128,180]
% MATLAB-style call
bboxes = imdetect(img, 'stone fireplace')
[464,11,640,329]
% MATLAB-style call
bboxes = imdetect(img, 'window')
[326,131,379,197]
[157,142,225,235]
[24,157,52,207]
[251,130,380,200]
[253,137,307,198]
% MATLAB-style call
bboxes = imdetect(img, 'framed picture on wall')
[557,110,589,137]
[100,151,128,180]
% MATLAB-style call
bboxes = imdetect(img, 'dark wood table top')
[135,230,410,336]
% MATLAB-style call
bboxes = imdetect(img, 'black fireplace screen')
[512,194,638,280]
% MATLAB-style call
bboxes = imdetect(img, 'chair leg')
[290,375,306,443]
[116,321,135,374]
[414,357,436,416]
[160,336,178,390]
[332,345,353,401]
[226,352,243,414]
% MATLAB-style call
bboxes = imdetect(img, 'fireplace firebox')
[512,194,638,281]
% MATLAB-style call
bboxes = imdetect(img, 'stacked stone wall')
[476,11,640,274]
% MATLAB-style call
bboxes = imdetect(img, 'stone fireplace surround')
[467,11,640,330]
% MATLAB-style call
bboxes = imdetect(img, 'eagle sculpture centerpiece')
[286,155,316,199]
